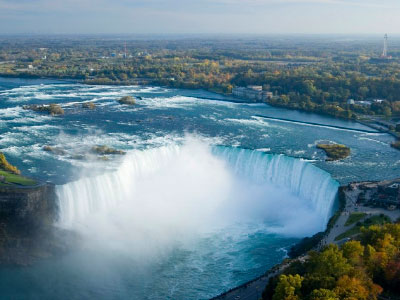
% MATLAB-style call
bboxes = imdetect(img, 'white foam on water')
[56,138,338,262]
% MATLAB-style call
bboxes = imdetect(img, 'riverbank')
[211,178,400,300]
[2,74,398,137]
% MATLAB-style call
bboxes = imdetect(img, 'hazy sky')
[1,0,399,35]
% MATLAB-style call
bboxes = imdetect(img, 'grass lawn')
[0,170,37,186]
[345,212,367,226]
[335,214,392,241]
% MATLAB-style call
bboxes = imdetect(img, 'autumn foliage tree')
[263,223,400,300]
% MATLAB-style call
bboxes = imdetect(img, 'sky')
[0,0,400,35]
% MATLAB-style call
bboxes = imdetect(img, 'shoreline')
[1,76,399,297]
[211,178,400,300]
[210,188,345,300]
[1,75,398,137]
[2,75,391,135]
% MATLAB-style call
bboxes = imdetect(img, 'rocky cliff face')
[0,184,74,266]
[0,184,57,232]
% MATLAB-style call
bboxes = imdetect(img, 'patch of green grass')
[0,170,37,186]
[335,226,361,241]
[345,212,367,226]
[335,214,392,241]
[363,214,391,226]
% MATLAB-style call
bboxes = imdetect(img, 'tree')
[334,275,382,300]
[383,106,392,118]
[272,274,304,300]
[384,256,400,293]
[342,241,364,265]
[307,245,352,279]
[358,86,369,99]
[309,288,338,300]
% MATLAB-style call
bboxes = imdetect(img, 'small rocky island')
[118,95,136,105]
[317,143,351,161]
[82,102,96,109]
[23,103,64,115]
[43,144,126,160]
[91,145,126,155]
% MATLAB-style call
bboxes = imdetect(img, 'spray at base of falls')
[212,146,339,226]
[56,138,339,253]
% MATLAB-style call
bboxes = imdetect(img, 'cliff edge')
[0,183,73,266]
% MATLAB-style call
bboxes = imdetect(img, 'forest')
[262,222,400,300]
[1,35,400,119]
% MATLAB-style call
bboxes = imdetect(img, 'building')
[355,100,372,106]
[348,99,373,106]
[232,86,273,102]
[353,179,400,209]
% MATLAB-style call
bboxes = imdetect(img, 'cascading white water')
[212,146,339,225]
[56,144,185,227]
[56,139,339,242]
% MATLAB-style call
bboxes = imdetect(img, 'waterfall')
[56,144,182,227]
[212,146,339,225]
[56,141,339,234]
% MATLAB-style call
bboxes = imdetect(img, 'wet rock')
[43,145,66,155]
[23,104,64,116]
[118,96,136,105]
[91,145,126,155]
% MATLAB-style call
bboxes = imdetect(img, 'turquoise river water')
[0,77,399,299]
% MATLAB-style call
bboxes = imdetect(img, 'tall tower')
[382,34,388,58]
[124,41,127,59]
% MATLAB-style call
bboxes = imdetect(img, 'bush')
[0,152,20,175]
[289,232,325,258]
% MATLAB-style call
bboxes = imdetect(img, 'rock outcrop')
[0,183,74,265]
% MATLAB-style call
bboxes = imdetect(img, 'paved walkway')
[321,189,400,247]
[211,186,400,300]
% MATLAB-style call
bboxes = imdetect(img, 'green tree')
[272,274,304,300]
[309,288,338,300]
[342,241,364,265]
[307,245,352,279]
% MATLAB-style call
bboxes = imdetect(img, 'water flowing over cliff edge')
[56,139,339,253]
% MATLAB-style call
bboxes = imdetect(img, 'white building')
[355,101,372,106]
[347,99,355,105]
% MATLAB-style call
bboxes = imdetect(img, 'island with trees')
[316,144,351,161]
